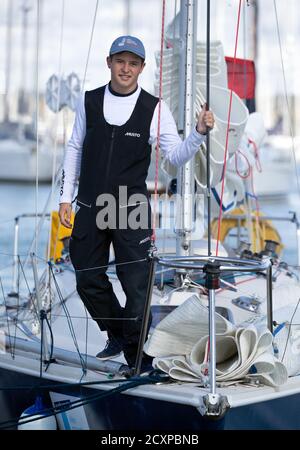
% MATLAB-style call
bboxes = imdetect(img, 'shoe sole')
[96,351,123,361]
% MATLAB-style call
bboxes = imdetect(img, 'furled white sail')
[154,35,270,216]
[145,295,287,387]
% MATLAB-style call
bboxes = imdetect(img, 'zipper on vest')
[77,199,92,208]
[105,126,115,190]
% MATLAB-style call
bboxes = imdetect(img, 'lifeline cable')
[0,375,164,392]
[0,370,169,430]
[74,257,147,273]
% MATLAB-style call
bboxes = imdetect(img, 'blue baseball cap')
[109,35,145,60]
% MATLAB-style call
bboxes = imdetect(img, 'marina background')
[0,0,300,286]
[0,0,300,431]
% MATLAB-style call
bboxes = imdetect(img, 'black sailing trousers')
[69,206,152,367]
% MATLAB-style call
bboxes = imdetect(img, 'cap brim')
[110,49,145,59]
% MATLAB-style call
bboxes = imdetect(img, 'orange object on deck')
[48,211,74,262]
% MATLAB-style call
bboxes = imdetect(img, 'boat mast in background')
[124,0,132,35]
[18,0,32,116]
[4,0,13,122]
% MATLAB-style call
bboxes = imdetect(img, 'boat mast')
[4,0,13,122]
[124,0,132,35]
[206,0,212,256]
[18,0,31,116]
[176,0,198,259]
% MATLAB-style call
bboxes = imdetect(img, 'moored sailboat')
[1,0,300,431]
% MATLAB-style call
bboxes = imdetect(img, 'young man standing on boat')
[58,35,214,372]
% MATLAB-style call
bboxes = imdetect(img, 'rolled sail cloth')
[155,38,248,195]
[144,295,287,387]
[196,83,249,157]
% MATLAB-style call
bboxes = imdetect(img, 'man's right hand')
[59,203,72,229]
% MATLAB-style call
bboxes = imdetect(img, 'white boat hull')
[0,139,63,182]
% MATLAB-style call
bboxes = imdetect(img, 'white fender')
[18,396,57,430]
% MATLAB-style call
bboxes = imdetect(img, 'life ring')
[210,206,283,254]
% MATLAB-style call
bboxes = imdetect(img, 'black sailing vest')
[77,85,159,207]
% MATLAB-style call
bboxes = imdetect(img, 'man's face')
[107,52,145,94]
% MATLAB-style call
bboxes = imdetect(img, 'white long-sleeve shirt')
[60,84,205,203]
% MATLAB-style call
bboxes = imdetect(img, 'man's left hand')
[196,103,215,135]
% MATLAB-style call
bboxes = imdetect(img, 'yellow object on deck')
[49,211,74,261]
[211,206,283,254]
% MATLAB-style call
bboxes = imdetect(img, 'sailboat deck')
[1,349,300,412]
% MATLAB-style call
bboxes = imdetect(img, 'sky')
[0,0,172,95]
[0,0,299,128]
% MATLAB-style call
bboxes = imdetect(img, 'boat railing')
[11,213,51,295]
[220,211,300,265]
[149,254,272,417]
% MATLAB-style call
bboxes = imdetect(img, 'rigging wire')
[0,370,169,430]
[81,0,99,93]
[0,375,163,391]
[0,275,16,359]
[280,297,300,363]
[160,0,178,290]
[39,308,44,378]
[23,174,59,270]
[47,0,65,263]
[49,263,87,374]
[34,0,41,258]
[83,300,90,375]
[18,256,39,321]
[215,0,243,256]
[152,0,166,243]
[43,0,68,371]
[21,0,100,275]
[74,257,147,273]
[273,0,300,199]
